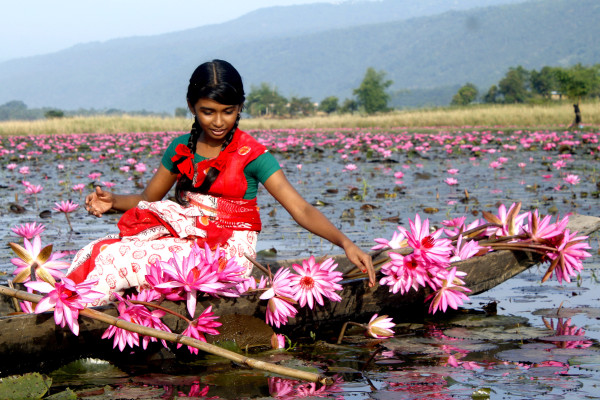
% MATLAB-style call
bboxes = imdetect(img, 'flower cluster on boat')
[7,200,591,354]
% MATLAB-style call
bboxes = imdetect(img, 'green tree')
[246,83,288,117]
[482,85,499,103]
[174,107,189,118]
[451,83,479,105]
[498,66,530,103]
[353,67,393,114]
[530,66,559,98]
[556,64,600,100]
[340,98,358,114]
[318,96,339,114]
[288,96,315,117]
[44,109,64,119]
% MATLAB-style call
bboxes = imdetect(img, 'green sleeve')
[162,134,192,173]
[243,151,281,199]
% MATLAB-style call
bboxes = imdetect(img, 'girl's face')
[190,98,242,145]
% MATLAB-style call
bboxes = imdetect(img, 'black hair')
[173,60,245,204]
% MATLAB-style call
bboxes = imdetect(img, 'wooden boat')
[1,213,599,373]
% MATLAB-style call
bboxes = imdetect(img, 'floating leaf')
[444,326,553,341]
[496,347,597,364]
[532,307,600,319]
[447,314,528,328]
[569,354,600,371]
[0,372,51,399]
[50,358,128,387]
[45,388,77,400]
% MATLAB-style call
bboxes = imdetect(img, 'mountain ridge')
[0,0,597,112]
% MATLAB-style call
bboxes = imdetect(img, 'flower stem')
[128,299,191,323]
[337,321,366,344]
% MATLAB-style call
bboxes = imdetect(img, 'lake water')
[1,127,599,399]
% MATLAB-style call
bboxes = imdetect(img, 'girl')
[68,59,374,304]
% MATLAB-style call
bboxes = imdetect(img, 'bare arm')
[86,165,178,217]
[263,170,375,286]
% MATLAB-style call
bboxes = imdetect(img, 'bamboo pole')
[0,285,332,385]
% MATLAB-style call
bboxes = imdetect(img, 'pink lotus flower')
[380,253,432,294]
[101,181,116,188]
[24,183,43,195]
[402,214,453,267]
[72,183,85,193]
[102,299,142,351]
[154,251,225,317]
[523,210,568,243]
[271,333,286,349]
[366,314,395,338]
[543,229,591,283]
[193,243,246,290]
[444,177,458,186]
[371,229,406,250]
[87,172,102,180]
[53,200,79,231]
[53,200,79,213]
[134,163,147,173]
[6,163,17,170]
[450,235,484,262]
[178,306,221,354]
[25,277,104,335]
[482,202,528,237]
[563,174,580,185]
[344,163,357,171]
[11,222,46,239]
[265,296,298,328]
[447,168,459,175]
[290,256,343,309]
[11,235,70,284]
[425,267,471,314]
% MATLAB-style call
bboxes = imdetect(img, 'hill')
[0,0,597,112]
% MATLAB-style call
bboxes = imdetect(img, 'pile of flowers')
[6,201,592,355]
[373,202,592,313]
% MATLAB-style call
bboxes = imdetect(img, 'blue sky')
[0,0,330,62]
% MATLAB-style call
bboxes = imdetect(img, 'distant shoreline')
[1,101,598,136]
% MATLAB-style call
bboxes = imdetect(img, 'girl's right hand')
[86,186,114,217]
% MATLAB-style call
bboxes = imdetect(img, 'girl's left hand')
[344,243,376,287]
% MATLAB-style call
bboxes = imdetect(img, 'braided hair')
[173,60,245,204]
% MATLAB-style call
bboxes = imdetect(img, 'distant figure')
[569,103,582,130]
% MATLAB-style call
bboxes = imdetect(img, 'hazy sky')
[0,0,331,62]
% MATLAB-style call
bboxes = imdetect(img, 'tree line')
[451,63,600,106]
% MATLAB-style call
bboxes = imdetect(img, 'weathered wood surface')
[1,213,598,371]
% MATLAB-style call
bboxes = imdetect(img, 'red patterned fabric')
[194,129,268,198]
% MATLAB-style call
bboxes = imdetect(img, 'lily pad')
[447,314,528,327]
[569,354,600,371]
[0,372,51,399]
[50,358,128,387]
[532,307,600,319]
[444,326,553,341]
[495,347,597,364]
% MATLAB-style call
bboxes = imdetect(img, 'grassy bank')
[1,101,598,136]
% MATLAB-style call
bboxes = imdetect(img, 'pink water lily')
[178,306,221,354]
[289,256,343,309]
[366,314,395,338]
[25,277,104,336]
[402,214,453,267]
[371,229,406,251]
[543,229,591,284]
[425,267,471,314]
[154,251,224,317]
[11,222,46,239]
[53,200,79,213]
[11,235,70,284]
